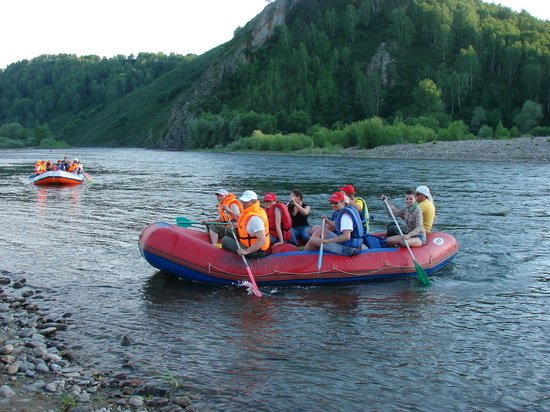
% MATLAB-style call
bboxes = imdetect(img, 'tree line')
[0,53,192,147]
[185,0,549,149]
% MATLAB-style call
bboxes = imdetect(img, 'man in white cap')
[208,189,243,245]
[415,185,435,233]
[221,190,271,258]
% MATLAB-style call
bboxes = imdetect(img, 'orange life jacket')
[266,202,293,241]
[237,201,270,251]
[217,194,244,221]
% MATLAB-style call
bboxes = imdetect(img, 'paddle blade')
[244,266,262,297]
[414,261,430,286]
[176,217,194,227]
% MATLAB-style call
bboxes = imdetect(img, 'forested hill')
[1,0,549,150]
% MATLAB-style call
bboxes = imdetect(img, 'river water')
[1,148,548,411]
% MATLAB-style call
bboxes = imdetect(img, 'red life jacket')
[266,202,292,241]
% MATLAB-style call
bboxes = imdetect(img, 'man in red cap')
[339,184,369,232]
[303,192,364,256]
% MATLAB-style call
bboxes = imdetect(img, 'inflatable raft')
[139,222,458,286]
[33,170,84,186]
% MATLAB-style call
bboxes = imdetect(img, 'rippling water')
[1,148,548,411]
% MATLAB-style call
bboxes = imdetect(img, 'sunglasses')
[330,201,340,205]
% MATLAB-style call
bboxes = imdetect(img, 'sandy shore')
[340,136,550,163]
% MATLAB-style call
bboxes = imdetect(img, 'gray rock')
[39,327,58,336]
[36,362,50,373]
[173,396,192,407]
[42,322,68,330]
[76,391,91,403]
[121,335,134,346]
[44,382,57,392]
[6,362,20,375]
[25,380,46,392]
[50,363,62,372]
[0,385,16,398]
[0,343,14,354]
[128,395,144,407]
[136,383,170,396]
[146,397,170,408]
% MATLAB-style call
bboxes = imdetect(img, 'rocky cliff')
[160,0,303,149]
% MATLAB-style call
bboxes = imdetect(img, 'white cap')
[215,189,228,196]
[239,190,258,202]
[416,185,432,201]
[74,158,79,162]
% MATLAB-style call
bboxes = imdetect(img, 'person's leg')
[406,237,423,247]
[385,235,402,247]
[209,228,218,245]
[289,228,298,246]
[298,226,311,242]
[221,236,239,252]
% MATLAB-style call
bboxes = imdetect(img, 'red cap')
[329,192,345,203]
[263,192,277,202]
[338,184,356,195]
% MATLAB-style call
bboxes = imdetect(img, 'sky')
[0,0,548,70]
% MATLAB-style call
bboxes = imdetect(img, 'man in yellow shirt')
[415,185,435,233]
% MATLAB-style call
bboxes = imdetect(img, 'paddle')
[224,211,262,298]
[83,172,93,181]
[176,216,229,228]
[382,198,430,286]
[317,219,325,272]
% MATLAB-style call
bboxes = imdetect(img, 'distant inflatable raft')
[139,222,459,287]
[33,170,84,186]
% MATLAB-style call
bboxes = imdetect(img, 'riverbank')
[338,136,550,162]
[0,270,196,412]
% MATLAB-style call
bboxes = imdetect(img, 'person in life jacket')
[208,189,244,245]
[263,192,293,246]
[304,191,365,256]
[34,161,46,175]
[221,190,270,258]
[339,184,370,233]
[67,158,83,174]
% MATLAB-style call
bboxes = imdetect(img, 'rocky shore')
[340,136,550,162]
[0,270,196,412]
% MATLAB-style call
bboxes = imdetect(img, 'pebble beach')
[341,136,550,162]
[0,271,196,412]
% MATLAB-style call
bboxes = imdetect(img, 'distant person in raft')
[221,190,271,258]
[381,190,426,248]
[303,191,365,256]
[208,189,244,245]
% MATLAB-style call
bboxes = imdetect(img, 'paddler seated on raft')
[339,184,370,233]
[415,185,436,233]
[221,190,271,258]
[303,191,365,256]
[67,158,83,174]
[381,190,426,248]
[208,189,243,245]
[263,192,293,246]
[288,189,311,246]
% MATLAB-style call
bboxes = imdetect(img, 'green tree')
[410,79,445,117]
[514,100,543,132]
[389,7,416,47]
